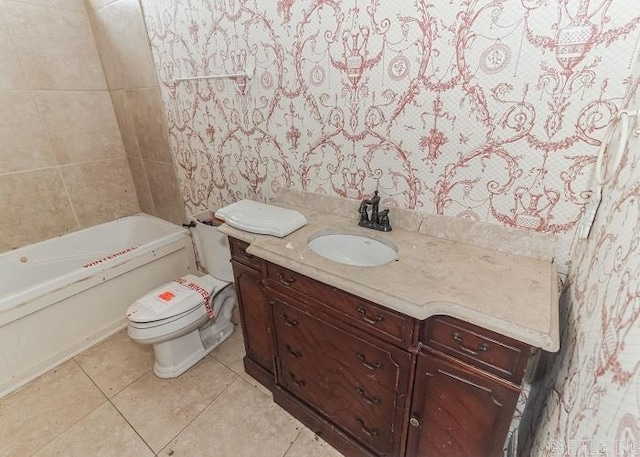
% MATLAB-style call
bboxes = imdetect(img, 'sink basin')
[307,232,398,267]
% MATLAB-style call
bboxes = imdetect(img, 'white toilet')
[126,218,236,378]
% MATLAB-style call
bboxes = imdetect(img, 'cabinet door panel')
[406,352,520,457]
[232,262,273,374]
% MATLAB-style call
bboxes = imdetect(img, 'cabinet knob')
[409,415,421,428]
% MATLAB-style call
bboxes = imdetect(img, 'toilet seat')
[127,274,229,323]
[128,304,209,344]
[129,303,205,330]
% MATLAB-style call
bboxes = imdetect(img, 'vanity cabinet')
[229,237,532,457]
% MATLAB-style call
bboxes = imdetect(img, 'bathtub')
[0,214,197,397]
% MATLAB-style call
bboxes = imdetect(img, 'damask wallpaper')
[137,1,640,453]
[139,0,640,269]
[520,69,639,455]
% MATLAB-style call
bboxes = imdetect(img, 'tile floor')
[0,327,345,457]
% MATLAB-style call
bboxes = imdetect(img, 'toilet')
[126,216,236,378]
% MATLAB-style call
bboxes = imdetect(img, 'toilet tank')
[189,210,233,282]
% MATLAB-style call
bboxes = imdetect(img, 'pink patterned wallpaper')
[140,0,639,268]
[520,72,640,455]
[137,1,640,453]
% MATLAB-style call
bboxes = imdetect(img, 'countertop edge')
[220,223,560,352]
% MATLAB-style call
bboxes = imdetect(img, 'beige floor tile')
[75,329,154,398]
[33,402,153,457]
[284,427,345,457]
[111,357,237,453]
[211,326,245,376]
[241,371,273,397]
[0,361,106,457]
[158,377,302,457]
[211,326,272,397]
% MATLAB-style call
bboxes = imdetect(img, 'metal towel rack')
[173,70,253,84]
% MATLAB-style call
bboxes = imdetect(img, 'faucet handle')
[378,209,392,232]
[358,200,370,226]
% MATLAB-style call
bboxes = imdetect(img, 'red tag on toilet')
[158,291,175,301]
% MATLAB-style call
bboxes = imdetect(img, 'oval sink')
[308,233,398,267]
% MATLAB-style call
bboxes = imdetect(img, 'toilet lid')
[126,274,229,323]
[214,199,307,237]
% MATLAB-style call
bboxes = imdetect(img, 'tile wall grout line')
[0,2,30,90]
[0,88,111,93]
[89,0,122,14]
[7,0,86,13]
[56,166,81,228]
[27,86,83,229]
[0,156,130,178]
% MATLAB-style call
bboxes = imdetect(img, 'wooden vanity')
[229,237,533,457]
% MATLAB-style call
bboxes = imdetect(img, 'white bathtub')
[0,214,197,397]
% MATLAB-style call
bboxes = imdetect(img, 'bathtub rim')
[0,214,192,326]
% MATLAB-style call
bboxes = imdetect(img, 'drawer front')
[266,262,413,347]
[228,237,264,271]
[273,297,411,455]
[423,317,529,383]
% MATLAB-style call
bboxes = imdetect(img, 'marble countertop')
[219,209,559,352]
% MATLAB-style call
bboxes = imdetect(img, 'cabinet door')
[232,262,273,375]
[406,352,520,457]
[272,296,411,457]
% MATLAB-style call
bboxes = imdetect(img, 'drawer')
[272,297,411,456]
[422,316,530,383]
[266,262,414,347]
[228,237,264,271]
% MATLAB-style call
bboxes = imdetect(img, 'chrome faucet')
[358,191,392,232]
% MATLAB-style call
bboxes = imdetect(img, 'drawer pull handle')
[289,373,306,388]
[356,387,380,405]
[356,352,382,371]
[269,300,277,306]
[409,415,421,428]
[279,314,299,327]
[356,306,384,325]
[278,273,295,286]
[356,418,378,437]
[452,332,489,356]
[286,345,302,358]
